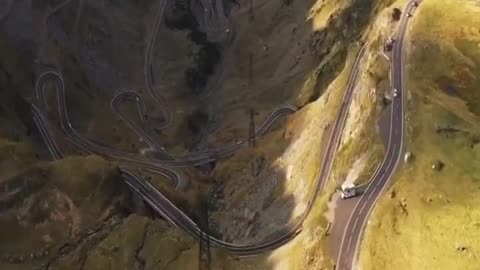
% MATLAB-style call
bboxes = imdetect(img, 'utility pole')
[248,53,253,88]
[248,108,256,148]
[198,206,211,270]
[247,51,256,148]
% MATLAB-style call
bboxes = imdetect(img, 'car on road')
[407,12,412,17]
[385,37,395,51]
[393,88,399,98]
[341,183,357,199]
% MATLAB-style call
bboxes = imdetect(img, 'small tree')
[392,8,402,21]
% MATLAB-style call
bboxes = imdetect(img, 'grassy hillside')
[359,0,480,269]
[0,139,37,179]
[0,156,122,268]
[0,0,428,269]
[206,0,408,268]
[0,154,200,270]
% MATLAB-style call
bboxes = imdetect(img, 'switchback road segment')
[33,70,296,169]
[31,0,374,258]
[119,44,368,256]
[33,42,367,256]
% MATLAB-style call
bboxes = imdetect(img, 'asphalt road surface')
[31,41,366,256]
[121,43,368,256]
[335,1,421,269]
[29,0,379,258]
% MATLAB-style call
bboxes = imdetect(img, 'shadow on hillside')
[211,0,383,268]
[0,0,385,268]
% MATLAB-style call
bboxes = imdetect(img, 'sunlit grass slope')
[360,0,480,269]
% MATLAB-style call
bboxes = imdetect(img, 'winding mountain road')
[32,38,366,255]
[31,104,63,160]
[144,0,171,128]
[110,90,169,154]
[335,1,421,269]
[119,43,368,256]
[198,0,231,38]
[32,70,296,167]
[28,0,399,259]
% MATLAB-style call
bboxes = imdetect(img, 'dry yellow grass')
[359,1,480,269]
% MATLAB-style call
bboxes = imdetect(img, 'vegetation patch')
[359,1,480,269]
[164,0,221,95]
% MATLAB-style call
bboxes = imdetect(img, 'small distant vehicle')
[407,12,412,17]
[393,88,399,98]
[225,28,230,33]
[385,37,395,51]
[413,1,419,7]
[341,183,358,199]
[385,43,393,52]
